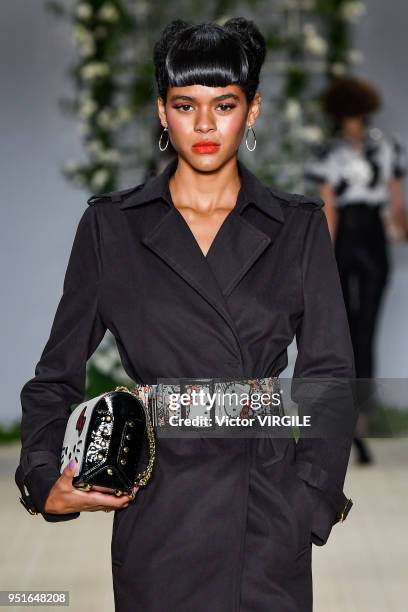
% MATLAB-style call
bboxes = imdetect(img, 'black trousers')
[334,204,389,410]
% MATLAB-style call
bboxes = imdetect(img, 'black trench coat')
[16,157,356,612]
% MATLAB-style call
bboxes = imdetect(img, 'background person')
[305,76,408,464]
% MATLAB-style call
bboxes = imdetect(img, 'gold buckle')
[339,498,353,523]
[19,496,38,516]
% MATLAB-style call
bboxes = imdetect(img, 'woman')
[305,76,408,464]
[15,18,356,612]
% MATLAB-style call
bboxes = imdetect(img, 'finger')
[60,458,77,484]
[77,490,131,509]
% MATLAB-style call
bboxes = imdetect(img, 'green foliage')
[367,405,408,437]
[0,421,21,444]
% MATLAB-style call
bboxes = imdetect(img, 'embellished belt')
[129,376,283,428]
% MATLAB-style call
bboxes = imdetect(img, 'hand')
[43,460,139,514]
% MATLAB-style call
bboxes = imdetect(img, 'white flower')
[92,352,116,374]
[79,98,98,119]
[96,108,113,128]
[304,33,327,56]
[63,160,81,173]
[100,149,121,164]
[98,3,120,23]
[340,1,367,23]
[330,62,346,76]
[284,99,302,123]
[73,26,96,56]
[297,125,324,144]
[348,49,363,64]
[88,139,105,155]
[104,345,120,364]
[303,23,327,57]
[80,61,110,80]
[78,38,95,58]
[91,168,111,190]
[73,24,89,44]
[215,14,233,26]
[91,145,122,164]
[116,105,132,124]
[76,3,93,20]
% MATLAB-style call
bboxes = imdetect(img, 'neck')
[169,155,242,213]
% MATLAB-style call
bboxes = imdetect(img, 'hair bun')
[222,17,266,73]
[153,19,191,72]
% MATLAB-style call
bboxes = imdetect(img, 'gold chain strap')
[114,385,156,487]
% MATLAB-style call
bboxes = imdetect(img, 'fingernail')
[68,459,76,469]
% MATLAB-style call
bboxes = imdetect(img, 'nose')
[194,108,216,133]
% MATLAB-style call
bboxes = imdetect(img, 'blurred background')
[1,1,407,611]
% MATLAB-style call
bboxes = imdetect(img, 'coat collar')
[119,157,286,367]
[119,156,284,223]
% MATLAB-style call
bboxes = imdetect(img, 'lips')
[192,141,220,154]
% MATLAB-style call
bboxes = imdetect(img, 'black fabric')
[335,204,389,381]
[16,157,356,611]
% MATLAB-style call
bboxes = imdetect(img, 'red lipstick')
[192,140,220,154]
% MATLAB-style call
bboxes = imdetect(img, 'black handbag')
[60,385,156,498]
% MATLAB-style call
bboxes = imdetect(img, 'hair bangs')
[165,28,249,91]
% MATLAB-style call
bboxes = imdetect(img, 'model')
[16,18,356,612]
[305,76,408,464]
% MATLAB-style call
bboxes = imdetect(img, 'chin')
[184,153,231,174]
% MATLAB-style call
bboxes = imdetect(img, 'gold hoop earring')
[159,126,169,152]
[245,125,256,151]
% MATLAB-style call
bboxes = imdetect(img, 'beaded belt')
[128,376,283,429]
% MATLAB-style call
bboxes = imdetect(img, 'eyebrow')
[169,93,240,102]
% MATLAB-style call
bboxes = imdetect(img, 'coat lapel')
[119,157,285,350]
[206,211,273,297]
[140,205,241,336]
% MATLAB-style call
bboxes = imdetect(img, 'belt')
[130,376,283,428]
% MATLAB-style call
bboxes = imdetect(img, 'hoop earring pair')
[245,125,256,151]
[159,124,256,152]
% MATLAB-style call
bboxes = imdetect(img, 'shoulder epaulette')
[269,187,324,210]
[288,194,325,210]
[87,184,144,206]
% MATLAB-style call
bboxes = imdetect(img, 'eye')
[216,104,236,112]
[174,104,193,112]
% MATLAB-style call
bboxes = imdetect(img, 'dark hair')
[153,18,266,104]
[320,76,382,119]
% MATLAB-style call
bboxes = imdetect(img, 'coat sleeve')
[292,206,358,546]
[15,204,107,522]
